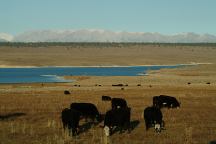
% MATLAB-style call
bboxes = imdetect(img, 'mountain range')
[1,30,216,43]
[0,33,14,42]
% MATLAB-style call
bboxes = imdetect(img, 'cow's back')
[159,95,180,108]
[71,103,99,115]
[102,95,112,101]
[104,107,131,126]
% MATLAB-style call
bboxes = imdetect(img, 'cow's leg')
[85,116,88,122]
[145,121,149,130]
[68,125,73,136]
[109,127,113,135]
[122,122,128,133]
[63,122,67,130]
[121,121,130,133]
[119,125,123,134]
[72,127,78,136]
[91,116,97,125]
[147,118,153,130]
[127,122,131,133]
[161,121,166,130]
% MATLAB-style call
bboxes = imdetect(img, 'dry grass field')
[0,43,216,144]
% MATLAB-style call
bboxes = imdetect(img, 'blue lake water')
[0,65,190,84]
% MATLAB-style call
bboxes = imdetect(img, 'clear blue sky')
[1,0,216,35]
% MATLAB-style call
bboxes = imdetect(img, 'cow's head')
[171,101,180,108]
[154,123,161,133]
[104,126,110,136]
[153,120,162,133]
[154,121,165,133]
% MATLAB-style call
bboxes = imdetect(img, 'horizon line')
[1,29,216,36]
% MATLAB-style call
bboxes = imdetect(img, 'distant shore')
[0,63,212,68]
[1,44,216,67]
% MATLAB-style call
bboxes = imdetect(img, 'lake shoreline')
[0,64,192,84]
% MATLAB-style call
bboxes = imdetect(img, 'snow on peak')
[1,29,216,43]
[0,33,13,42]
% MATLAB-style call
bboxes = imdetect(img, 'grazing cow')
[61,108,81,136]
[153,95,180,109]
[112,84,124,87]
[104,107,131,136]
[102,95,112,101]
[64,90,70,95]
[111,98,127,109]
[70,103,101,123]
[144,106,164,133]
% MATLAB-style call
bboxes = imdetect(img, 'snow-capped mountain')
[1,30,216,43]
[0,33,14,42]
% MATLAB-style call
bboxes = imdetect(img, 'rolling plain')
[0,43,216,144]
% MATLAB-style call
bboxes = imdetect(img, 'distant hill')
[2,30,216,43]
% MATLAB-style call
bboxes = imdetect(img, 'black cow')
[104,107,131,136]
[111,98,127,109]
[102,95,112,101]
[112,84,124,87]
[64,90,70,95]
[61,108,81,136]
[70,103,101,123]
[144,106,164,133]
[153,95,180,109]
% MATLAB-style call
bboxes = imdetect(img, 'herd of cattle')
[61,95,180,136]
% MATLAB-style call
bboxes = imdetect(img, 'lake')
[0,65,191,84]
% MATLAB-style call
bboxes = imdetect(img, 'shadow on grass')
[0,112,26,120]
[78,122,96,135]
[209,141,216,144]
[111,120,140,135]
[130,120,140,131]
